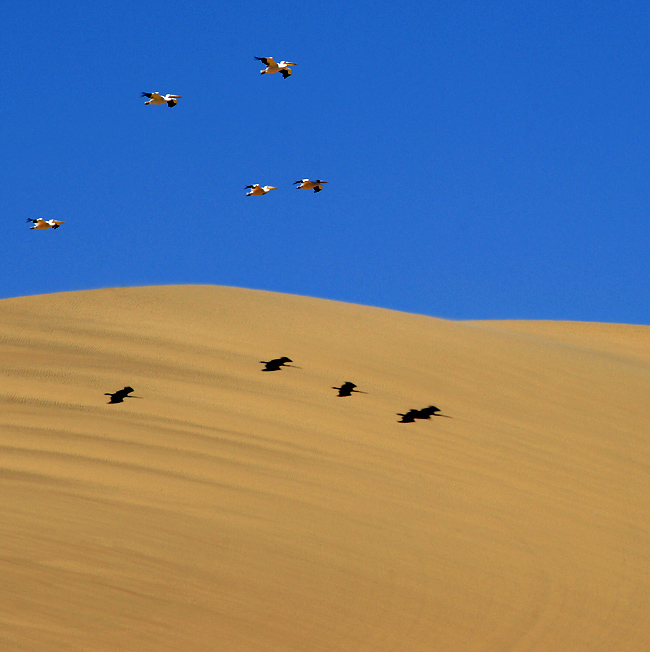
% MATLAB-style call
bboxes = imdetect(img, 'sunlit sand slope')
[1,286,649,652]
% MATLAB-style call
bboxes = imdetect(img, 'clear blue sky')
[2,0,649,323]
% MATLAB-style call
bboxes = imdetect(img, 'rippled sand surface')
[1,286,649,651]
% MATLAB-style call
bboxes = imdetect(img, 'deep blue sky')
[2,1,649,323]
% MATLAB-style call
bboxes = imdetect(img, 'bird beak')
[269,186,277,189]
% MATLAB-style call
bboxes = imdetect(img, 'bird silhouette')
[397,409,420,423]
[260,357,297,372]
[104,386,142,404]
[332,381,367,397]
[397,405,448,422]
[415,405,442,418]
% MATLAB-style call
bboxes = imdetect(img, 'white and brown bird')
[254,57,297,79]
[245,184,277,196]
[141,92,182,107]
[26,218,64,230]
[293,179,328,193]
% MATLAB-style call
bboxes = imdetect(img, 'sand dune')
[1,285,649,651]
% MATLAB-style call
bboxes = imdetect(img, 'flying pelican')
[141,92,182,107]
[26,218,64,230]
[260,357,296,372]
[105,386,142,404]
[245,184,277,196]
[254,57,297,79]
[294,179,328,193]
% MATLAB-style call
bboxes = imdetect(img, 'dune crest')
[1,285,649,651]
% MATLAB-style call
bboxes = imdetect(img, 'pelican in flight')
[246,184,277,196]
[294,179,328,193]
[141,92,182,107]
[26,218,64,230]
[254,57,297,78]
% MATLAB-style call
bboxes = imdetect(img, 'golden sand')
[1,286,649,651]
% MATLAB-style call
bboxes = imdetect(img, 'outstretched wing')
[313,185,322,192]
[255,56,274,66]
[141,92,153,98]
[281,69,292,78]
[167,99,177,107]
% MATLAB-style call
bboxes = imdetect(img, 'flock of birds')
[245,179,328,196]
[106,356,448,424]
[25,51,446,424]
[25,56,327,232]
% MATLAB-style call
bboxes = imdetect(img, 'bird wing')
[255,57,274,66]
[167,100,177,107]
[281,69,292,78]
[141,92,153,98]
[245,185,257,189]
[313,186,322,192]
[149,92,163,101]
